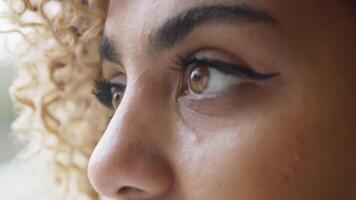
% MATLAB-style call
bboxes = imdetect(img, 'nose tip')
[88,79,175,199]
[88,150,174,199]
[87,121,174,199]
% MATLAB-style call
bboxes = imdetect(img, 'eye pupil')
[192,70,202,81]
[189,65,209,94]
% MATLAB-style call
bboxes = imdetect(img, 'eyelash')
[174,55,279,81]
[93,79,125,108]
[93,55,279,108]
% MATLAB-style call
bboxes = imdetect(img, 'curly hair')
[1,0,110,199]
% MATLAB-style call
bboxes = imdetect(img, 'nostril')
[119,186,144,194]
[118,186,148,198]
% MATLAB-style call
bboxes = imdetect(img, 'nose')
[88,90,174,199]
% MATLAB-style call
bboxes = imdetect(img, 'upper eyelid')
[188,58,250,75]
[175,55,280,80]
[174,55,242,73]
[101,59,127,80]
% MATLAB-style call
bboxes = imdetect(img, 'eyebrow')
[99,36,121,65]
[149,4,277,52]
[99,4,276,64]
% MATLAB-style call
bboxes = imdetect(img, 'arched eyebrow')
[149,4,277,52]
[99,4,277,64]
[99,36,121,65]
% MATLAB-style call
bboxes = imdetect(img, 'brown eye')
[188,65,210,94]
[111,88,124,109]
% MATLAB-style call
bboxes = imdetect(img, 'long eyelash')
[93,79,124,125]
[173,54,190,71]
[174,55,279,81]
[93,79,125,108]
[93,79,114,108]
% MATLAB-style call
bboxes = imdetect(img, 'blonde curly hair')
[1,0,110,199]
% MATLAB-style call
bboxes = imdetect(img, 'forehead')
[103,0,354,59]
[104,0,349,35]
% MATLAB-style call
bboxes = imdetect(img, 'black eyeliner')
[175,55,279,81]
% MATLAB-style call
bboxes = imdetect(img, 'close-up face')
[88,0,356,199]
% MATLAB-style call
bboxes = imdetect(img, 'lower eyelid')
[178,82,263,115]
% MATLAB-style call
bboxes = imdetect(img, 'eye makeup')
[93,53,280,111]
[93,79,126,108]
[174,55,279,81]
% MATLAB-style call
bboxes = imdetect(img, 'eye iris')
[112,89,124,109]
[189,65,209,94]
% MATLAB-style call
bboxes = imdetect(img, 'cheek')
[174,117,305,199]
[174,99,356,199]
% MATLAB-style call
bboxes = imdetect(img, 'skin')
[88,0,356,199]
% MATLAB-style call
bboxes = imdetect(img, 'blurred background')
[0,0,21,166]
[0,36,34,200]
[0,57,20,165]
[0,3,56,199]
[0,46,19,152]
[0,35,56,200]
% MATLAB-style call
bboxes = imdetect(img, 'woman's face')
[88,0,356,199]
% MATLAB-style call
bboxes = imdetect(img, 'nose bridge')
[117,77,171,146]
[88,80,174,199]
